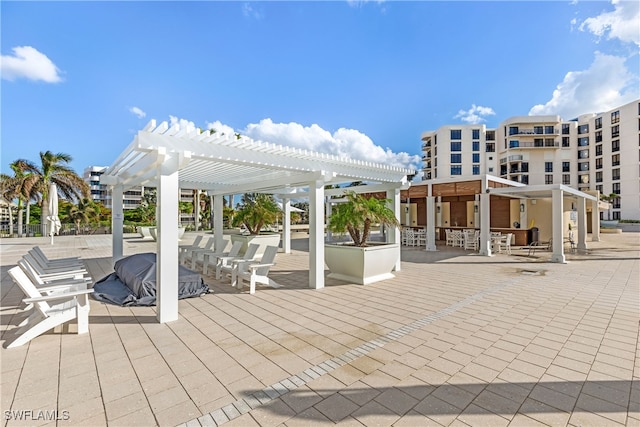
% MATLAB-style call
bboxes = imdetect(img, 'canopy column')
[591,198,600,242]
[194,190,200,231]
[426,183,436,251]
[387,188,401,271]
[551,189,566,263]
[309,178,325,289]
[157,169,180,323]
[111,185,124,263]
[577,196,587,252]
[213,194,224,254]
[478,191,492,256]
[282,197,292,253]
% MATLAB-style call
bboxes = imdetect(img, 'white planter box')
[148,227,186,241]
[137,226,153,239]
[230,233,281,257]
[325,243,399,285]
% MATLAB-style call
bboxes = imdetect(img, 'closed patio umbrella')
[47,183,61,245]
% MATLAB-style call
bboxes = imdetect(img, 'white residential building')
[421,99,640,220]
[83,166,143,210]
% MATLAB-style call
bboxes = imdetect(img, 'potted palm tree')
[230,193,281,256]
[325,191,400,285]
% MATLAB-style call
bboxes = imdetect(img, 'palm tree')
[0,161,37,237]
[15,151,90,233]
[65,198,101,234]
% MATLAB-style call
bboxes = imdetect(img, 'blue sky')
[2,1,638,176]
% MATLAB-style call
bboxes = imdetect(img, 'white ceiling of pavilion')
[102,120,414,195]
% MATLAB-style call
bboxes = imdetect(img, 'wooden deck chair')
[30,246,83,268]
[234,246,281,294]
[6,266,94,348]
[178,235,204,263]
[183,237,215,268]
[22,253,88,281]
[216,243,259,281]
[201,240,238,275]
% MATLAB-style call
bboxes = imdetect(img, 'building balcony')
[509,140,559,149]
[508,128,558,136]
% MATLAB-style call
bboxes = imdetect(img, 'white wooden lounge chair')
[201,240,239,275]
[22,253,88,281]
[18,258,90,287]
[216,243,259,282]
[29,246,84,268]
[234,245,281,294]
[178,235,204,263]
[6,266,94,348]
[191,238,230,271]
[183,237,215,268]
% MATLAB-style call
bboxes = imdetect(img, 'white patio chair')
[182,237,214,268]
[234,246,281,294]
[29,246,83,268]
[18,258,90,287]
[22,253,88,281]
[463,230,477,251]
[445,229,454,246]
[6,266,94,348]
[178,235,204,263]
[216,243,259,281]
[202,240,239,275]
[414,229,427,247]
[24,250,87,274]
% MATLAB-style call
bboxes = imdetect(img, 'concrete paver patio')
[1,232,638,426]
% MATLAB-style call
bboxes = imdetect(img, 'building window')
[595,158,603,169]
[612,139,620,152]
[521,162,529,172]
[611,125,619,138]
[562,137,570,147]
[596,144,603,156]
[472,165,480,175]
[472,141,480,151]
[612,154,620,166]
[611,110,620,124]
[472,129,480,139]
[534,126,543,134]
[578,137,589,146]
[544,162,553,172]
[579,149,589,159]
[509,126,519,136]
[596,184,603,193]
[534,138,544,147]
[563,174,571,185]
[613,211,621,220]
[562,161,570,172]
[612,168,620,180]
[488,167,494,173]
[596,171,603,182]
[472,153,480,163]
[451,141,462,151]
[578,124,589,134]
[450,129,462,140]
[521,175,529,184]
[486,143,495,152]
[451,154,462,163]
[545,125,555,134]
[545,175,553,184]
[579,162,589,171]
[509,140,519,148]
[613,198,621,209]
[612,183,620,194]
[595,117,602,129]
[486,130,495,141]
[451,165,462,175]
[562,123,571,134]
[595,130,602,142]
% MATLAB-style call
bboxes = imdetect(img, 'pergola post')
[157,169,180,323]
[426,193,437,251]
[325,199,332,243]
[591,198,600,242]
[551,189,566,263]
[387,188,401,271]
[213,194,224,254]
[194,190,200,231]
[577,196,587,252]
[309,179,325,289]
[479,191,492,256]
[282,197,291,253]
[111,185,124,263]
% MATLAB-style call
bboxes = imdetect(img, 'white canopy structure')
[102,120,413,323]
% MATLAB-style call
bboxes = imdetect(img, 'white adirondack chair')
[216,243,259,282]
[18,258,90,287]
[178,235,204,263]
[184,237,215,269]
[29,246,84,268]
[202,240,239,275]
[6,266,94,348]
[234,245,281,294]
[22,253,88,281]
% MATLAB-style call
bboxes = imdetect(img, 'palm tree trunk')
[17,207,24,237]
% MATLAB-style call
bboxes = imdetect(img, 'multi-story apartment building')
[421,99,639,220]
[84,166,143,210]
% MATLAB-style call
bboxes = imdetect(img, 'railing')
[509,141,559,149]
[0,223,112,238]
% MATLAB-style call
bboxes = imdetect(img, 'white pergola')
[101,120,413,323]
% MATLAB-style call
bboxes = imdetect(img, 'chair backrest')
[214,239,231,253]
[227,241,243,258]
[17,258,48,286]
[202,237,216,250]
[191,235,204,247]
[256,246,278,275]
[22,253,52,275]
[243,243,260,261]
[8,266,51,315]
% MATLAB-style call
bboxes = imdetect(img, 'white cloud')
[454,104,496,124]
[579,0,640,46]
[528,51,637,118]
[204,120,236,137]
[129,106,146,119]
[169,116,197,134]
[347,0,386,8]
[239,118,419,171]
[1,46,62,83]
[242,3,262,19]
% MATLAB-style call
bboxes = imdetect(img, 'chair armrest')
[36,282,89,292]
[248,263,275,271]
[24,288,95,303]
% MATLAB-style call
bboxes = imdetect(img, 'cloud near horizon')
[454,104,496,124]
[200,117,419,171]
[1,46,63,83]
[528,51,637,119]
[579,0,639,46]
